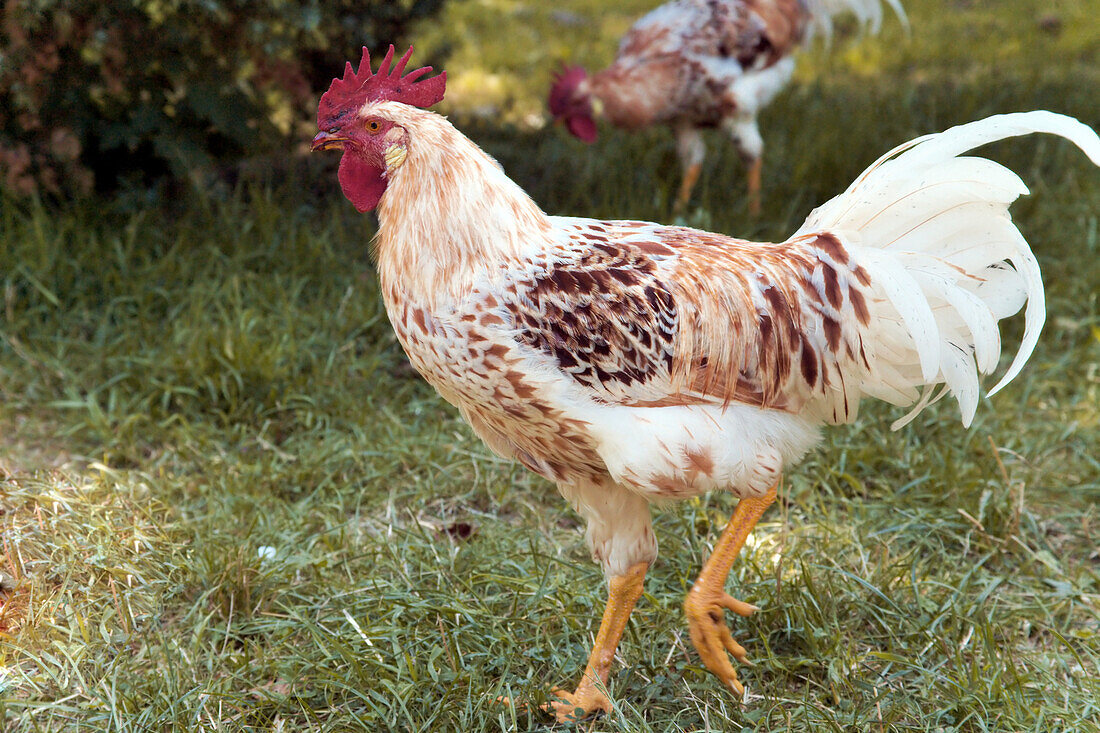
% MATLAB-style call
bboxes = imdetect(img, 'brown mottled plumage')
[313,48,1100,722]
[589,0,811,130]
[549,0,907,212]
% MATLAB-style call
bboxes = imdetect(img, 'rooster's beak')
[311,131,348,152]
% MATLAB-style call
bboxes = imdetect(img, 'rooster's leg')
[746,156,762,216]
[683,480,777,696]
[545,560,648,722]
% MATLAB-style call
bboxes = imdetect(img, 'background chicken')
[549,0,907,214]
[312,47,1100,722]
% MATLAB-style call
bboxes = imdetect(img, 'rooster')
[548,0,907,214]
[311,46,1100,722]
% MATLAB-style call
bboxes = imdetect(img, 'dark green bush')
[0,0,448,197]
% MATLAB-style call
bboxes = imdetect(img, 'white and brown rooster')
[312,47,1100,722]
[549,0,907,214]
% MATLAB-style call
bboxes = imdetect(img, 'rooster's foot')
[496,684,610,723]
[542,683,612,722]
[683,586,758,696]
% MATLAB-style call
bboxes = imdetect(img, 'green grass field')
[2,0,1099,730]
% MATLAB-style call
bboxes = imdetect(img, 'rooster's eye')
[366,120,382,134]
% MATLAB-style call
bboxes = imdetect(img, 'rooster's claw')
[684,587,757,696]
[543,685,612,722]
[497,685,611,724]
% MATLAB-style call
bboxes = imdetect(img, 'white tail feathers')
[804,0,909,40]
[795,111,1100,429]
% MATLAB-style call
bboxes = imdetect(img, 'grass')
[2,0,1099,730]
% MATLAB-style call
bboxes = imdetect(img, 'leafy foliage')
[0,0,448,197]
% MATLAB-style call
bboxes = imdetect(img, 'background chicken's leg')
[722,114,765,216]
[673,125,706,214]
[547,560,648,722]
[683,480,778,695]
[745,156,762,216]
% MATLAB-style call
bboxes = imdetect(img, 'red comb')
[548,64,588,118]
[317,45,446,125]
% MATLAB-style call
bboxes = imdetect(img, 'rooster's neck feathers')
[372,104,551,305]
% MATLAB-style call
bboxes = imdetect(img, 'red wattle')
[567,115,599,144]
[338,154,387,212]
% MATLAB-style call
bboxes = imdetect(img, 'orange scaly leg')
[683,480,777,696]
[673,162,702,216]
[546,561,648,722]
[746,156,763,216]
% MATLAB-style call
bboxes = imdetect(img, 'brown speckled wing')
[660,227,875,422]
[505,231,680,404]
[503,220,876,422]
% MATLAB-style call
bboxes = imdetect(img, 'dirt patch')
[0,411,82,478]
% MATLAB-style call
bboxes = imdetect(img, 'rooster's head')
[311,45,446,212]
[548,65,598,144]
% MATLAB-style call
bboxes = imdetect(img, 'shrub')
[0,0,448,198]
